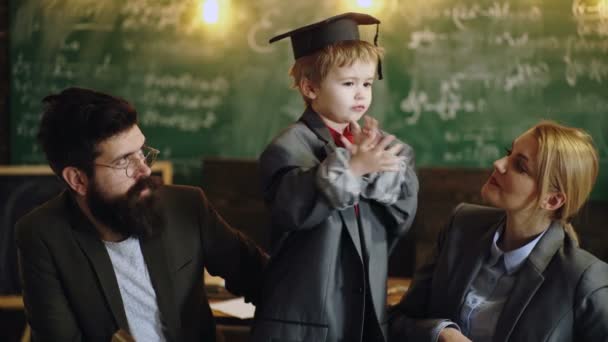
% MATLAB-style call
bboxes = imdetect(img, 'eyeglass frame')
[94,145,160,178]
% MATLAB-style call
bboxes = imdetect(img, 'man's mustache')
[127,176,162,200]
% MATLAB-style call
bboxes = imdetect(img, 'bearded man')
[15,87,267,342]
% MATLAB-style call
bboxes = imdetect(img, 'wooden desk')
[1,278,412,314]
[0,295,29,342]
[0,295,25,310]
[0,276,411,339]
[211,277,412,320]
[387,277,411,306]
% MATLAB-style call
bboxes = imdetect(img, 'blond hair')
[289,40,384,105]
[531,120,599,245]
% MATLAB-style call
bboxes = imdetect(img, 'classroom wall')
[5,0,608,198]
[201,159,608,277]
[0,0,24,333]
[2,0,607,275]
[3,0,607,276]
[0,2,607,340]
[0,0,8,164]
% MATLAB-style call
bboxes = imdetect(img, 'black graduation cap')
[269,12,383,79]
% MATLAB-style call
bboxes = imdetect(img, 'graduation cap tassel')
[374,23,383,80]
[374,23,379,46]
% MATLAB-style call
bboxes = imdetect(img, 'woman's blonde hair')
[289,40,384,105]
[531,120,599,244]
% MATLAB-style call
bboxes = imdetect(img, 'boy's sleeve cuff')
[316,148,361,209]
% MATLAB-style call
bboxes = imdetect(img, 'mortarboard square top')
[269,12,380,60]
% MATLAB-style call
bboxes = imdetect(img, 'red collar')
[326,125,354,147]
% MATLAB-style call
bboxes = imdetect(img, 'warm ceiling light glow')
[201,0,219,24]
[357,0,374,8]
[600,0,608,19]
[345,0,385,14]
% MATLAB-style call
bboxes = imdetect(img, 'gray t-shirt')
[104,237,166,342]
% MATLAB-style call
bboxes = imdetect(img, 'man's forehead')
[96,125,145,158]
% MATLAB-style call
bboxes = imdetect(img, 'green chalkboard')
[9,0,608,199]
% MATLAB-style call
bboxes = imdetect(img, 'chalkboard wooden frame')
[0,160,174,184]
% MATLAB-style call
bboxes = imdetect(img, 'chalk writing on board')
[136,73,228,131]
[408,28,448,49]
[142,74,229,92]
[426,34,608,53]
[443,127,501,166]
[51,55,76,79]
[573,0,608,34]
[140,110,217,132]
[400,89,486,125]
[15,119,39,140]
[120,1,191,32]
[443,3,541,30]
[248,9,281,53]
[577,22,608,37]
[564,56,608,86]
[93,55,113,77]
[140,92,223,110]
[443,145,501,166]
[59,40,81,52]
[504,62,550,92]
[8,0,608,199]
[490,32,529,47]
[409,30,531,49]
[399,58,553,125]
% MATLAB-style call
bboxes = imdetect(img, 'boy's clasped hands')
[341,115,407,177]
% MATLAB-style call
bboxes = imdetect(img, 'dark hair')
[37,87,138,177]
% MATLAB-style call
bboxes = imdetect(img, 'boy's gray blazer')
[251,107,419,342]
[389,203,608,342]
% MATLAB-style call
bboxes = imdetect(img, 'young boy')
[251,13,419,342]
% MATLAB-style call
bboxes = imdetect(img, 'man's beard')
[86,176,164,239]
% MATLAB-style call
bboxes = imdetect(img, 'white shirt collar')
[488,224,549,275]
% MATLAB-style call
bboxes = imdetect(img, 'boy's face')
[308,59,376,126]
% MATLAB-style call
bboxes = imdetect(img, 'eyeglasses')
[95,145,160,178]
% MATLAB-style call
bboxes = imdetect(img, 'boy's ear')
[299,77,318,100]
[62,166,89,196]
[540,191,566,211]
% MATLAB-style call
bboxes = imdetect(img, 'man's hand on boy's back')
[341,117,405,177]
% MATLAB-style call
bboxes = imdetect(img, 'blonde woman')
[389,121,608,341]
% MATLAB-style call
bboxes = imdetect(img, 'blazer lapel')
[140,233,181,342]
[493,222,564,342]
[300,106,333,146]
[340,208,364,261]
[447,220,502,319]
[358,203,384,319]
[67,195,130,332]
[300,107,365,261]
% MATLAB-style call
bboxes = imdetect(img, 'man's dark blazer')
[250,108,419,342]
[389,203,608,341]
[15,185,268,342]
